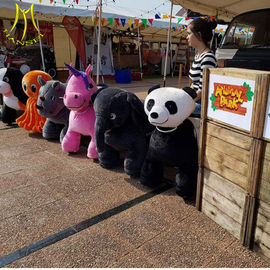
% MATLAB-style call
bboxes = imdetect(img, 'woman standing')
[187,18,217,115]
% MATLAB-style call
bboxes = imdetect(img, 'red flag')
[101,17,106,25]
[114,18,120,26]
[134,19,139,26]
[148,19,153,25]
[62,16,86,69]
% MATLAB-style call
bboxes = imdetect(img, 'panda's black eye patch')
[147,99,155,111]
[165,101,177,114]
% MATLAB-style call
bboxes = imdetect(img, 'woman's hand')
[194,90,201,102]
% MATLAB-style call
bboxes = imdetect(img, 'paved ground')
[0,76,269,267]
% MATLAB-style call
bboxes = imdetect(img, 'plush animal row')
[0,65,198,199]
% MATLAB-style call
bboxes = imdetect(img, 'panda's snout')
[150,112,158,119]
[148,105,169,125]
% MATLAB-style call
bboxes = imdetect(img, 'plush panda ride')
[0,66,29,124]
[140,85,199,199]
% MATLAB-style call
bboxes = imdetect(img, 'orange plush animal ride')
[16,70,52,133]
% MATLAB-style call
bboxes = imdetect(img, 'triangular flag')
[172,27,176,31]
[163,14,168,19]
[101,17,106,25]
[108,18,113,25]
[62,0,65,3]
[75,0,78,3]
[134,19,139,26]
[155,14,161,19]
[39,0,42,3]
[128,18,133,27]
[120,18,126,27]
[114,18,120,26]
[50,0,53,3]
[141,19,147,27]
[177,18,183,23]
[148,19,153,25]
[185,17,190,20]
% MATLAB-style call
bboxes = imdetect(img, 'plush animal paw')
[175,171,195,199]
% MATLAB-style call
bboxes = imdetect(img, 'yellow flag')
[128,18,133,27]
[163,14,168,19]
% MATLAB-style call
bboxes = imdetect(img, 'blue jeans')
[191,103,201,118]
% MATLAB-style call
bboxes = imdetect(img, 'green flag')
[108,18,113,26]
[178,18,183,23]
[141,19,147,27]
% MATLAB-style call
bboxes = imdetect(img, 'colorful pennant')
[141,19,147,27]
[148,19,153,25]
[120,18,126,27]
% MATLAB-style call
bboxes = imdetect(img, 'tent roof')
[170,0,270,21]
[0,0,187,40]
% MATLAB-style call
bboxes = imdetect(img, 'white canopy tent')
[0,0,190,82]
[170,0,270,21]
[0,0,188,39]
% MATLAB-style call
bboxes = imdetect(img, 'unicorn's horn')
[64,62,81,77]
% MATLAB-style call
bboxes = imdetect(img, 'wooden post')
[177,64,183,88]
[117,36,121,69]
[196,68,210,210]
[250,74,270,138]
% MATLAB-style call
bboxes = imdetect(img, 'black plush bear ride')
[91,87,152,177]
[140,85,199,199]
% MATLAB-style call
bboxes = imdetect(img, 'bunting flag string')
[88,14,216,29]
[87,15,206,32]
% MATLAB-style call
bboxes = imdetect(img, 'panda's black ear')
[183,87,197,100]
[148,84,160,94]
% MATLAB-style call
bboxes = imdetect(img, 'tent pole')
[170,37,173,77]
[163,0,173,87]
[96,0,102,85]
[91,27,96,76]
[137,26,143,79]
[36,17,45,72]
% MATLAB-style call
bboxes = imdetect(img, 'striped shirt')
[189,51,217,92]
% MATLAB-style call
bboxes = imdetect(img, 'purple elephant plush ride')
[61,63,98,159]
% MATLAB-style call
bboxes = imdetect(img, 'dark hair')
[190,18,217,45]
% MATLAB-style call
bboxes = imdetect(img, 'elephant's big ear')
[127,92,147,128]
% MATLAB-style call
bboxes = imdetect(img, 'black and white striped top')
[189,51,217,92]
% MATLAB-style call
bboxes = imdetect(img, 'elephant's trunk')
[95,117,109,153]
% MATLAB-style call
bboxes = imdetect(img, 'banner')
[62,16,86,69]
[84,30,114,76]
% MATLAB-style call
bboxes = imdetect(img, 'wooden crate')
[199,121,253,240]
[253,141,270,259]
[197,68,270,248]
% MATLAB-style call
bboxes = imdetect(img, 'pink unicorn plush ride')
[62,63,98,159]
